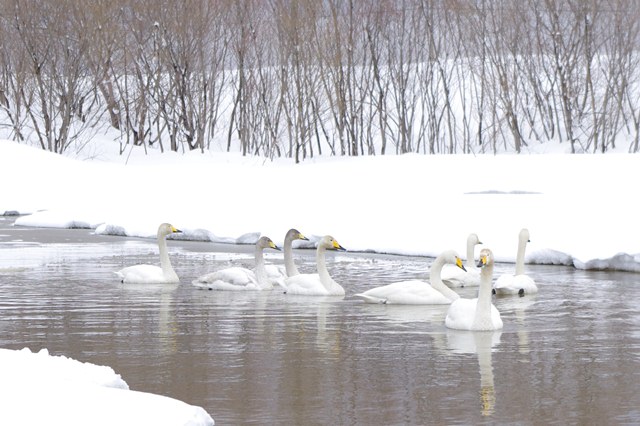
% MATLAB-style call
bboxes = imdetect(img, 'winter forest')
[1,0,639,161]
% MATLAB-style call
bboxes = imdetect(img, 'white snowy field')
[0,348,214,426]
[1,138,638,271]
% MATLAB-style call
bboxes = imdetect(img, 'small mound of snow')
[527,249,574,266]
[95,223,128,236]
[14,211,96,229]
[574,252,640,272]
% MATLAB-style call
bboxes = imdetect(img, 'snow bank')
[0,348,214,426]
[2,140,639,272]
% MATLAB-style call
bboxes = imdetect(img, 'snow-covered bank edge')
[10,211,640,273]
[0,347,214,426]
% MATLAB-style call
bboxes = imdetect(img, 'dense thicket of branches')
[0,0,639,158]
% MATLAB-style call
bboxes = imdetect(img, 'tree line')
[0,0,639,160]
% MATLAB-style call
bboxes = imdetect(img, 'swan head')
[519,228,530,243]
[468,233,482,246]
[476,248,495,268]
[319,235,346,251]
[158,223,182,237]
[286,228,309,242]
[257,236,280,251]
[441,250,466,271]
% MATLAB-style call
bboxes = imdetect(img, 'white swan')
[441,233,482,288]
[264,228,309,286]
[283,235,346,296]
[445,248,503,331]
[354,250,465,304]
[493,228,538,296]
[192,236,280,291]
[115,223,182,284]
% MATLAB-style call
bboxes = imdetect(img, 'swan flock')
[116,225,538,330]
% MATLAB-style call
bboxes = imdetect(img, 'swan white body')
[354,250,465,305]
[441,234,482,288]
[446,248,503,331]
[115,223,182,284]
[193,236,280,291]
[284,235,346,296]
[493,228,538,296]
[264,229,309,287]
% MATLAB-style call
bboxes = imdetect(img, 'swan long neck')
[466,239,476,268]
[315,245,343,294]
[515,235,528,275]
[158,233,175,277]
[283,237,300,277]
[474,263,494,327]
[430,257,460,301]
[316,245,330,286]
[254,245,269,287]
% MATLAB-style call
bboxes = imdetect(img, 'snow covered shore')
[2,139,639,272]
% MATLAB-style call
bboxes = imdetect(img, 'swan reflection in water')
[438,329,502,417]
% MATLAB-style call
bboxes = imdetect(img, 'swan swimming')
[441,233,483,288]
[493,228,538,296]
[283,235,346,296]
[354,250,465,304]
[445,248,503,331]
[192,236,281,291]
[115,223,182,284]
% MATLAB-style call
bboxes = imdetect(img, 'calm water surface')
[1,216,639,425]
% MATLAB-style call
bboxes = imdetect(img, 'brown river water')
[1,216,639,425]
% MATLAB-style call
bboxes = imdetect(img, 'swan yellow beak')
[298,232,309,241]
[269,240,281,251]
[477,255,487,268]
[456,257,467,272]
[171,226,182,233]
[333,240,346,251]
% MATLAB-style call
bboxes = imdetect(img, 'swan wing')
[445,298,503,331]
[494,274,538,295]
[441,265,481,287]
[265,264,287,288]
[355,280,451,305]
[283,273,328,296]
[115,265,172,284]
[445,298,478,330]
[192,267,259,290]
[193,279,262,291]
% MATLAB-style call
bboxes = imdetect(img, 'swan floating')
[192,236,280,291]
[264,228,309,287]
[283,235,346,296]
[445,248,503,331]
[354,250,465,304]
[493,228,538,296]
[115,223,182,284]
[441,233,482,288]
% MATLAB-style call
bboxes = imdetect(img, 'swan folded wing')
[493,274,538,295]
[265,264,287,288]
[283,273,332,296]
[115,265,171,284]
[355,280,452,305]
[440,265,481,287]
[193,278,262,291]
[193,267,258,286]
[445,298,503,331]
